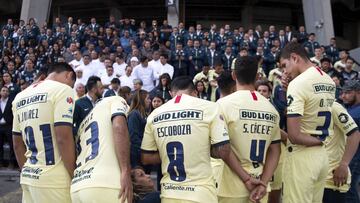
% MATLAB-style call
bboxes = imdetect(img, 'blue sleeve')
[128,110,146,167]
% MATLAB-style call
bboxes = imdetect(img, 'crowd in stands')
[0,15,359,202]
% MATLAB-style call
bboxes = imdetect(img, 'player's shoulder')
[331,102,347,116]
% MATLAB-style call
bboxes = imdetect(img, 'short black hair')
[170,76,195,92]
[139,56,148,63]
[217,71,235,96]
[47,62,76,81]
[111,78,120,84]
[234,56,258,85]
[280,42,309,61]
[86,76,101,92]
[160,53,168,59]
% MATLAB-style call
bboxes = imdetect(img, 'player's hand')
[119,172,133,203]
[244,177,261,192]
[281,74,290,90]
[333,164,348,187]
[249,184,267,203]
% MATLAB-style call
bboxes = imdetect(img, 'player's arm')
[260,142,280,185]
[13,134,27,169]
[141,116,161,165]
[280,129,288,144]
[112,115,133,203]
[211,143,254,182]
[55,124,76,177]
[141,151,161,165]
[333,129,360,187]
[287,116,322,146]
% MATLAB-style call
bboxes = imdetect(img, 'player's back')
[71,96,129,192]
[324,101,357,192]
[12,80,75,188]
[217,90,280,197]
[287,66,336,143]
[147,94,223,185]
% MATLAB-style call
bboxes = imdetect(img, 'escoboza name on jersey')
[152,109,203,137]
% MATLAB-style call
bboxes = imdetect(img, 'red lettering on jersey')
[250,91,258,101]
[174,95,182,103]
[316,67,323,75]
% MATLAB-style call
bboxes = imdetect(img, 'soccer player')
[141,76,262,203]
[323,102,360,203]
[71,95,133,203]
[217,56,281,203]
[12,63,76,203]
[211,71,236,190]
[280,42,336,203]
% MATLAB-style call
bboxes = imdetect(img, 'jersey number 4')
[166,142,186,182]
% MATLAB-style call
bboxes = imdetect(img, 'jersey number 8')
[166,142,186,182]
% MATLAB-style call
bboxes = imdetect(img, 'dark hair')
[170,76,195,92]
[160,53,168,59]
[119,86,131,97]
[234,56,258,85]
[195,80,206,93]
[255,79,272,92]
[47,62,76,81]
[86,76,101,92]
[280,42,309,61]
[217,71,235,96]
[111,78,120,84]
[129,90,149,118]
[158,73,171,89]
[139,56,148,63]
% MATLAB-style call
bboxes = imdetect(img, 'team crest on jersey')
[287,95,294,106]
[66,97,73,104]
[338,113,349,124]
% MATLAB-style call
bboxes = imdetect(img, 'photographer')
[171,43,188,77]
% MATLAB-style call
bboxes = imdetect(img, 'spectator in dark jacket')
[128,90,151,168]
[149,73,172,102]
[73,76,103,135]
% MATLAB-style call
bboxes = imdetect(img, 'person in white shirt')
[310,47,323,66]
[90,50,106,77]
[78,54,96,82]
[120,65,135,91]
[74,66,87,88]
[132,56,155,92]
[69,50,83,69]
[149,51,161,69]
[113,55,127,77]
[130,56,140,69]
[153,54,174,85]
[101,65,116,88]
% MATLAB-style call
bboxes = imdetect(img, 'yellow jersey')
[217,90,281,197]
[287,66,336,143]
[12,80,75,188]
[71,96,129,192]
[324,102,358,192]
[141,94,229,202]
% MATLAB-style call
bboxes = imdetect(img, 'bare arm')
[112,115,133,203]
[13,135,27,169]
[54,125,76,178]
[280,129,288,144]
[141,151,161,165]
[333,130,360,186]
[211,143,249,181]
[260,143,281,185]
[287,117,322,146]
